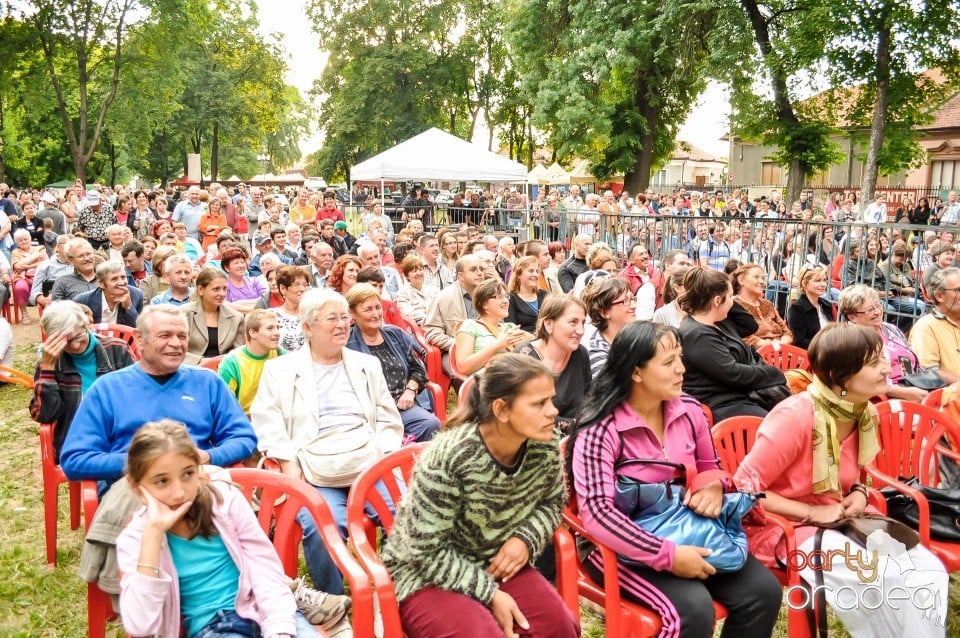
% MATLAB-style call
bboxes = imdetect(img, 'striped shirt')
[382,424,565,605]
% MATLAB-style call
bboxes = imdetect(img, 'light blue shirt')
[167,532,240,638]
[173,201,205,239]
[151,288,193,306]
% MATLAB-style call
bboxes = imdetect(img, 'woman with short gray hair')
[250,287,402,595]
[30,300,135,459]
[838,284,929,402]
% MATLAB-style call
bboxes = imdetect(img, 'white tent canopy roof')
[350,127,528,183]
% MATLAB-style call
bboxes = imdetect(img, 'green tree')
[721,0,842,204]
[306,0,466,181]
[510,0,721,193]
[822,0,960,204]
[16,0,143,183]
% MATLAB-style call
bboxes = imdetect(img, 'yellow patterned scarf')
[807,376,879,496]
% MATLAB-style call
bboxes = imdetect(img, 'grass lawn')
[1,337,959,637]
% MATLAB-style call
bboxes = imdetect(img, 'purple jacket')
[571,396,728,572]
[116,478,298,638]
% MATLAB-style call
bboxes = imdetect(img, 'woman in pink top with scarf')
[734,323,947,637]
[568,321,781,638]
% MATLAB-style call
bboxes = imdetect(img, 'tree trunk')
[211,120,220,182]
[0,97,6,183]
[859,17,891,207]
[786,156,804,206]
[623,91,658,193]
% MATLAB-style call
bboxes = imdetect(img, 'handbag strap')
[811,527,829,638]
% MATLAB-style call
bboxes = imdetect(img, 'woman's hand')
[40,331,69,369]
[397,388,416,411]
[486,537,530,582]
[671,545,716,579]
[684,480,723,518]
[138,486,192,532]
[841,490,869,518]
[490,590,529,638]
[806,502,845,525]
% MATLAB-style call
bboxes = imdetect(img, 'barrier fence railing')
[388,206,950,331]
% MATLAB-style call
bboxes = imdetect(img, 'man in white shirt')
[358,243,402,300]
[861,193,887,224]
[939,191,960,226]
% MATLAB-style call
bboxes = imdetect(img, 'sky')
[256,1,732,164]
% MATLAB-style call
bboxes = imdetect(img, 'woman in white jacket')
[251,288,403,597]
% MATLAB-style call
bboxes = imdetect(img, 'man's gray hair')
[95,260,125,283]
[136,304,188,339]
[930,267,960,298]
[65,237,92,259]
[39,301,88,336]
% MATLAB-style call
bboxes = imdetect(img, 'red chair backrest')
[346,444,429,635]
[92,322,141,360]
[757,343,811,372]
[228,468,375,637]
[872,400,960,485]
[711,416,764,475]
[199,355,226,372]
[922,387,945,410]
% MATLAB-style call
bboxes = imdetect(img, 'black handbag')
[881,477,960,541]
[747,383,791,411]
[897,369,947,391]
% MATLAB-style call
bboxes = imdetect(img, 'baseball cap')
[334,221,348,230]
[254,234,272,246]
[41,191,57,205]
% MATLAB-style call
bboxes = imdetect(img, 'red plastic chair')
[561,473,729,636]
[0,364,35,389]
[92,323,140,360]
[865,399,960,571]
[199,354,226,371]
[39,423,81,567]
[922,387,945,410]
[228,468,375,638]
[391,313,449,397]
[699,402,714,428]
[82,482,117,638]
[711,416,812,637]
[756,343,811,372]
[346,443,431,637]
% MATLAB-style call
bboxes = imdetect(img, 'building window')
[931,160,959,188]
[761,162,783,186]
[653,169,667,186]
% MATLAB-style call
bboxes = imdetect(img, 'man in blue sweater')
[60,304,257,487]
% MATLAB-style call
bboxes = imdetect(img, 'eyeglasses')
[611,296,637,307]
[943,287,960,294]
[851,304,883,315]
[66,331,88,344]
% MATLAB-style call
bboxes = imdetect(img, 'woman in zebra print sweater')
[382,354,580,638]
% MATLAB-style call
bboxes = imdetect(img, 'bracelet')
[137,562,160,576]
[800,504,813,524]
[848,484,869,500]
[406,384,418,392]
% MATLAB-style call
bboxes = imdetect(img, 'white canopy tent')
[350,127,529,184]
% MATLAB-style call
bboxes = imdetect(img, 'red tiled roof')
[673,141,722,162]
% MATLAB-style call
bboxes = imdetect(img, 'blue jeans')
[192,609,320,638]
[295,480,398,595]
[401,405,440,442]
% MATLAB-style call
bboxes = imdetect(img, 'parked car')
[304,177,327,191]
[434,190,453,204]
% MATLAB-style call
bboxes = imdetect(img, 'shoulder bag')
[613,458,761,573]
[297,424,381,488]
[882,477,960,541]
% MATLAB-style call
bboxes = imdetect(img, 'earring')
[840,388,848,397]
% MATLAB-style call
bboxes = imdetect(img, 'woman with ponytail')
[567,321,782,638]
[382,354,580,638]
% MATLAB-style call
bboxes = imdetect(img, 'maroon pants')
[399,565,580,638]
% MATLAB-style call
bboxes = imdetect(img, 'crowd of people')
[4,177,958,637]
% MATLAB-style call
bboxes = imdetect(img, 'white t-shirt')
[313,361,364,434]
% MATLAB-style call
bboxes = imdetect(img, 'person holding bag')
[568,321,782,638]
[251,287,403,597]
[733,323,948,637]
